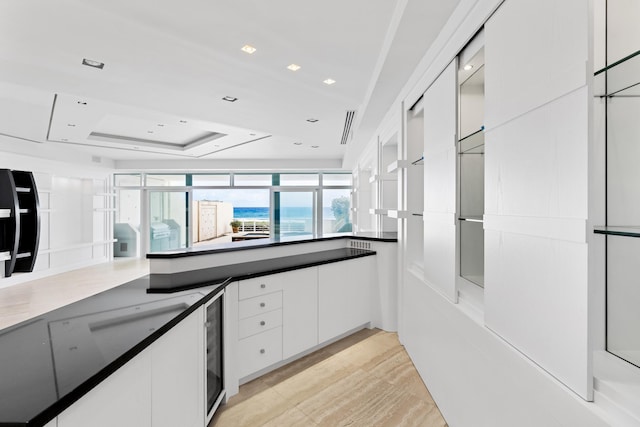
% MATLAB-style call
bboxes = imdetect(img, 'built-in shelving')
[411,156,424,165]
[369,208,389,215]
[387,210,411,219]
[594,226,640,238]
[368,173,398,184]
[459,128,485,154]
[593,50,640,242]
[459,215,484,223]
[386,160,410,173]
[458,50,485,289]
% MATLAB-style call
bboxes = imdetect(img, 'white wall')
[0,143,114,287]
[355,0,613,425]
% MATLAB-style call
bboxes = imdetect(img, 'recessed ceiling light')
[147,130,154,134]
[179,120,188,124]
[241,45,256,54]
[323,78,336,85]
[157,124,165,127]
[294,142,302,145]
[214,144,220,148]
[61,138,68,142]
[77,101,87,105]
[82,58,104,69]
[222,96,238,102]
[287,64,301,71]
[249,133,256,136]
[464,64,474,71]
[306,118,319,123]
[67,124,76,127]
[133,146,140,150]
[311,145,319,148]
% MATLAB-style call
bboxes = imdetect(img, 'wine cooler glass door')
[206,291,224,422]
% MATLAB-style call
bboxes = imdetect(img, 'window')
[114,171,352,254]
[322,173,352,186]
[114,174,142,187]
[279,174,319,186]
[233,174,273,186]
[145,174,187,186]
[191,174,231,186]
[323,189,352,233]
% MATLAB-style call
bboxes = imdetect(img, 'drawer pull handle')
[260,348,265,354]
[260,302,266,307]
[260,284,266,289]
[260,321,266,326]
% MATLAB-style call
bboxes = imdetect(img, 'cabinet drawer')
[237,327,282,378]
[238,309,283,339]
[238,276,283,300]
[239,291,282,319]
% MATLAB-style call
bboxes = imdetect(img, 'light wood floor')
[210,328,448,427]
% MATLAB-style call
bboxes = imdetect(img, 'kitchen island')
[0,233,394,426]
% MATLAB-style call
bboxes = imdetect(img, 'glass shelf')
[459,216,483,223]
[386,160,410,173]
[388,210,410,219]
[459,128,484,154]
[594,48,640,97]
[594,226,640,238]
[411,157,424,165]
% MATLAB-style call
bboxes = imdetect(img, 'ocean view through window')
[114,172,352,255]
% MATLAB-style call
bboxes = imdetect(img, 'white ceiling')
[0,0,461,169]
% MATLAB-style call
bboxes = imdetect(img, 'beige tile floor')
[0,258,150,330]
[210,328,448,427]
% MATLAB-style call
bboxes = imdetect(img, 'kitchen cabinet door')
[282,267,318,359]
[57,349,152,427]
[151,307,204,427]
[318,257,372,343]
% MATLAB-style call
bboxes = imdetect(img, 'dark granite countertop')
[0,276,226,427]
[146,232,397,259]
[0,247,377,426]
[148,247,376,292]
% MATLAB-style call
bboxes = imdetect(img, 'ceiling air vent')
[340,110,356,145]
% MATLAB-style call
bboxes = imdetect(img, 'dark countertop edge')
[146,234,397,259]
[146,250,376,294]
[350,234,398,242]
[20,281,229,427]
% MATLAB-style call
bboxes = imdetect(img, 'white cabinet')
[282,268,318,359]
[238,275,283,299]
[238,292,282,319]
[318,257,372,343]
[58,349,153,427]
[230,257,374,384]
[237,326,283,378]
[58,306,205,427]
[237,278,284,378]
[151,308,204,427]
[236,267,320,377]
